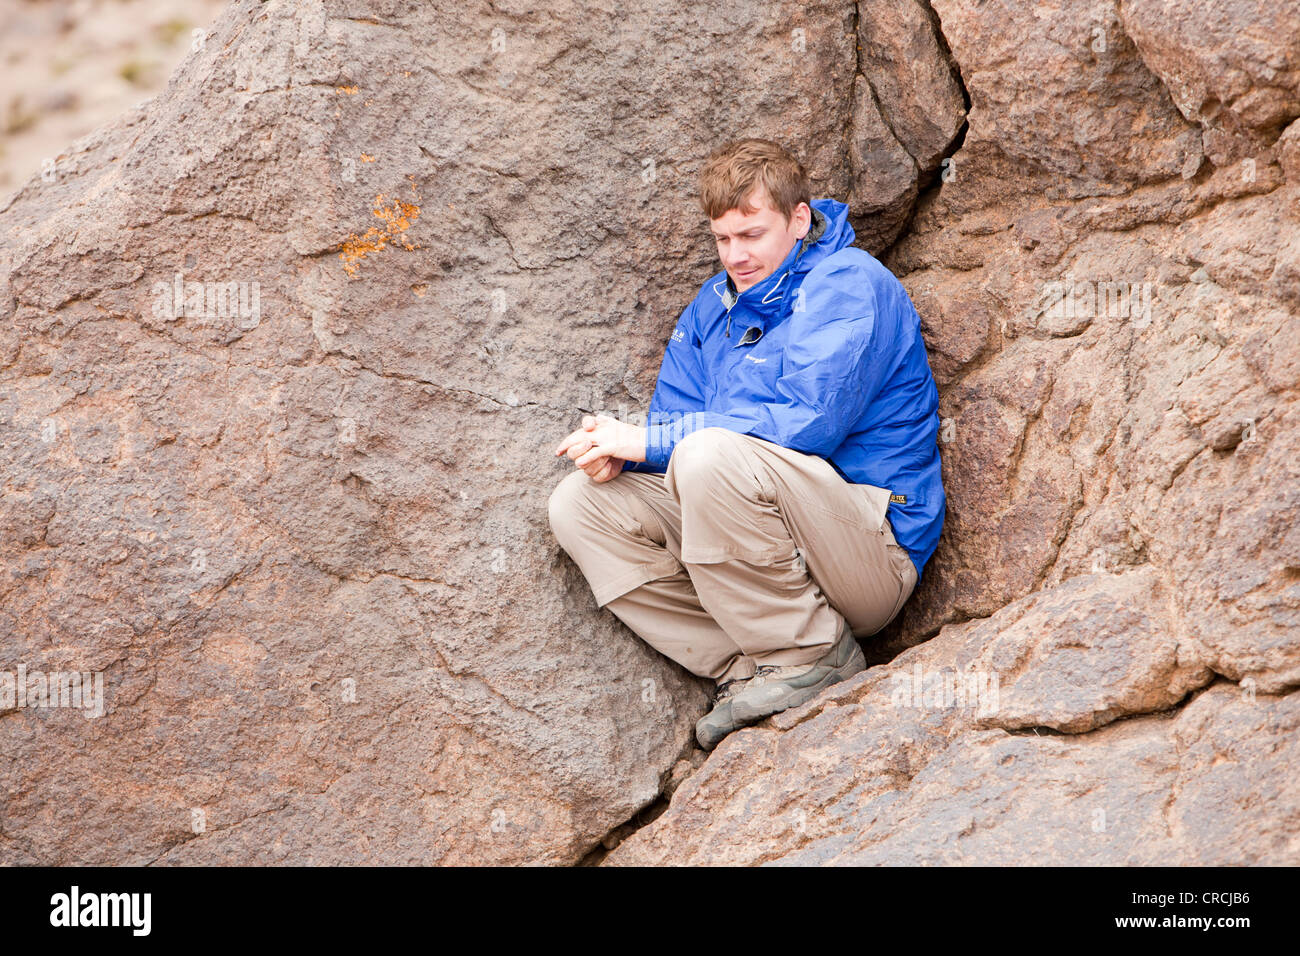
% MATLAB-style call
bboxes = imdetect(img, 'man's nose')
[724,243,751,267]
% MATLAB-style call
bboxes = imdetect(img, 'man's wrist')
[622,425,649,464]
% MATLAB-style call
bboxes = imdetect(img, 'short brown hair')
[698,138,811,224]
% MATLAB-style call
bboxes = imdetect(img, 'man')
[549,138,944,751]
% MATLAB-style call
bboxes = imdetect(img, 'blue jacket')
[622,197,945,577]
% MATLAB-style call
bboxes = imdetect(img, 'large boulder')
[0,0,913,865]
[607,570,1298,865]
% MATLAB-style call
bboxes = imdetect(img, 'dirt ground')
[0,0,228,200]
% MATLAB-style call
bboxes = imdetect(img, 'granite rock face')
[847,0,968,251]
[1,0,1296,866]
[607,573,1298,865]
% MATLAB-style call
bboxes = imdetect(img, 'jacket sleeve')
[621,297,707,474]
[642,265,892,468]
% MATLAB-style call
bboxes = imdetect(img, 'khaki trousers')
[547,427,918,685]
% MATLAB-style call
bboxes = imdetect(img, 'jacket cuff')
[622,458,664,474]
[644,421,677,469]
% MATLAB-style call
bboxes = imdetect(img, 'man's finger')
[555,427,590,456]
[574,443,604,467]
[568,438,596,462]
[580,454,610,479]
[554,429,578,456]
[586,456,617,482]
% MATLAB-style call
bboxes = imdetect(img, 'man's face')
[710,187,811,294]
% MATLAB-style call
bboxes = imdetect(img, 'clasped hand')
[553,414,647,483]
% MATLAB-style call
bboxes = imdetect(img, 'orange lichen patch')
[360,153,376,163]
[412,284,427,297]
[339,184,422,278]
[336,85,358,94]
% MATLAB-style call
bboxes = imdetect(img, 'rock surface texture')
[1,0,1295,865]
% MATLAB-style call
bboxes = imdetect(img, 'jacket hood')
[715,197,856,333]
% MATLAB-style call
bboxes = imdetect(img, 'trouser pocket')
[880,541,918,628]
[850,481,892,534]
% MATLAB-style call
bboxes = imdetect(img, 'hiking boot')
[694,675,755,751]
[729,620,865,724]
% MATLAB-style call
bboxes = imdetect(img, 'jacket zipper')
[725,284,774,345]
[726,309,761,346]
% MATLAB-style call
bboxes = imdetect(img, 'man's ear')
[795,202,811,240]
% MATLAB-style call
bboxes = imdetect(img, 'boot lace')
[749,662,815,685]
[714,677,748,703]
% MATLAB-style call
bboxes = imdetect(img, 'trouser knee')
[665,427,738,498]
